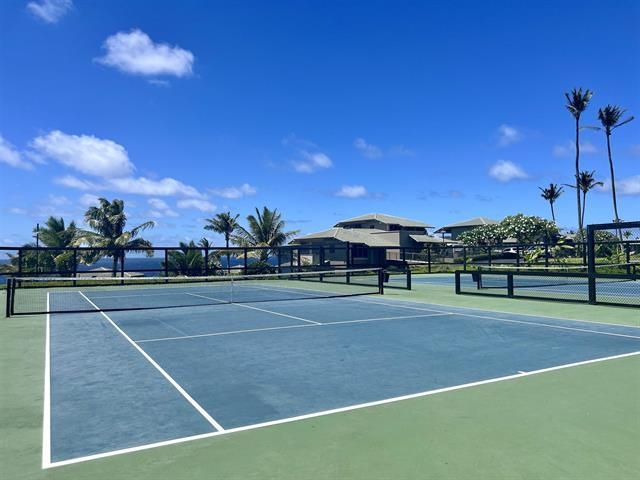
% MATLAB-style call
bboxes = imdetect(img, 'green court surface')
[1,282,639,480]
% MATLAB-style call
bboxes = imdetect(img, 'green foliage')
[499,214,559,244]
[457,224,506,249]
[163,241,205,276]
[232,207,299,261]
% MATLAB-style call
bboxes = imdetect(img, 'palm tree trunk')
[574,117,582,233]
[112,255,118,277]
[581,191,586,229]
[550,201,556,222]
[606,133,623,242]
[224,235,233,275]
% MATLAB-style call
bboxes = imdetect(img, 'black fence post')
[427,244,431,273]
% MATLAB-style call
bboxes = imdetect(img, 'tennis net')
[6,268,384,316]
[475,263,637,290]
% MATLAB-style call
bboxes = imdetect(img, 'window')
[352,245,368,259]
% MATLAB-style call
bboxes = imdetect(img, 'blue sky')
[1,0,639,246]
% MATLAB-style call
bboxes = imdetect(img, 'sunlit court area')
[1,1,639,479]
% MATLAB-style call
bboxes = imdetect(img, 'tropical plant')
[198,237,223,273]
[232,207,299,262]
[576,170,604,227]
[499,214,559,245]
[538,183,563,222]
[596,105,634,229]
[457,224,507,251]
[204,211,240,273]
[565,87,593,233]
[75,198,155,276]
[36,216,78,274]
[163,241,204,276]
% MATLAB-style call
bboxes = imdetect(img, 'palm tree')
[37,216,78,274]
[204,211,239,273]
[565,87,593,233]
[197,237,222,274]
[232,207,299,263]
[596,105,634,228]
[76,198,155,276]
[164,241,204,276]
[538,183,563,222]
[576,170,604,228]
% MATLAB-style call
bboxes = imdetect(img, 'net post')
[378,269,384,295]
[454,271,461,294]
[5,278,13,318]
[507,274,514,297]
[587,224,596,304]
[406,266,412,290]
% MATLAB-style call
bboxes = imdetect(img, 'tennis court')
[41,273,640,468]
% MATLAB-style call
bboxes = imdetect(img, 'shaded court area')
[46,291,640,467]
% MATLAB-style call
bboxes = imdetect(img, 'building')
[290,213,444,266]
[434,217,499,241]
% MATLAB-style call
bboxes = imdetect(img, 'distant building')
[434,217,499,241]
[290,213,446,266]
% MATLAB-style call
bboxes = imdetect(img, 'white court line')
[76,292,225,431]
[348,297,640,340]
[45,349,640,469]
[186,292,321,325]
[41,295,52,469]
[136,312,450,343]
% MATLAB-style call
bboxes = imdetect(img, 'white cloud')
[553,140,598,157]
[96,29,194,77]
[488,160,528,182]
[618,175,640,195]
[293,150,333,173]
[496,124,523,147]
[148,198,179,218]
[31,130,134,178]
[0,135,34,170]
[176,199,217,212]
[388,145,415,157]
[354,138,383,159]
[335,185,368,198]
[27,0,72,24]
[54,175,100,191]
[109,177,206,198]
[209,183,257,199]
[48,194,70,206]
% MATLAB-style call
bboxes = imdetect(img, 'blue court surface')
[44,291,640,467]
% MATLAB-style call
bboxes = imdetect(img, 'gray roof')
[409,234,460,244]
[292,228,401,247]
[434,217,499,232]
[336,213,432,228]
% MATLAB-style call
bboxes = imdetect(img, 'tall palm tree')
[596,105,634,228]
[204,211,239,273]
[232,207,299,262]
[565,87,593,233]
[76,198,155,276]
[538,183,563,222]
[576,170,603,228]
[197,237,222,274]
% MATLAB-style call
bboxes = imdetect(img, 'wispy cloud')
[553,140,597,157]
[54,175,100,191]
[209,183,257,199]
[354,138,382,159]
[292,151,333,173]
[496,124,523,147]
[0,135,34,170]
[283,135,333,173]
[79,194,100,207]
[354,137,414,159]
[335,185,368,198]
[148,198,179,218]
[617,175,640,196]
[27,0,72,24]
[488,160,528,182]
[176,199,217,212]
[96,29,194,78]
